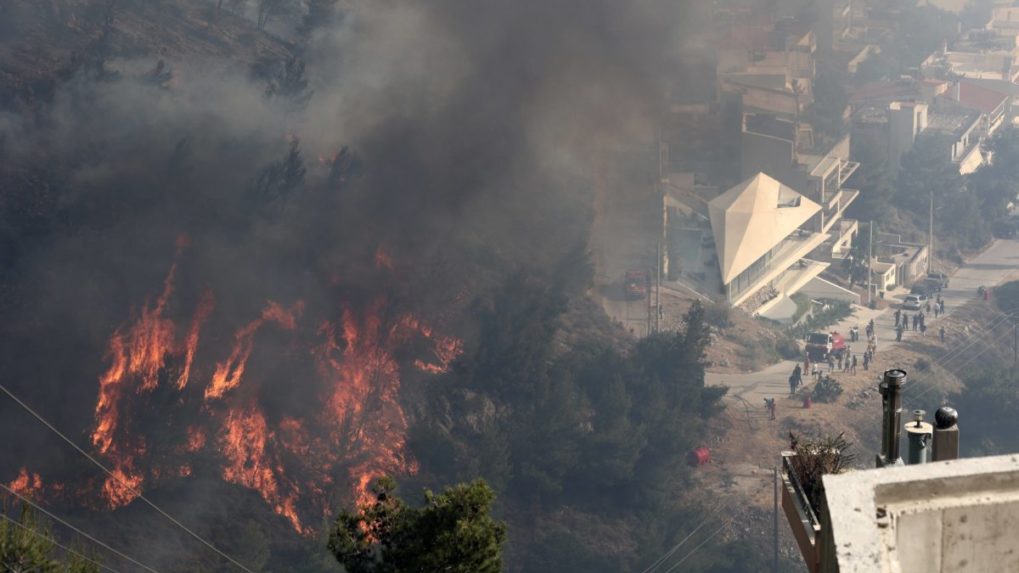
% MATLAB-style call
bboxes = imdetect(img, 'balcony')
[781,451,823,573]
[839,161,860,187]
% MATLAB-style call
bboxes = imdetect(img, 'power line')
[0,381,256,573]
[905,309,1019,404]
[640,506,718,573]
[0,512,124,573]
[0,484,160,573]
[660,517,725,570]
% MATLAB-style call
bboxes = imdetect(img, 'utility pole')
[928,190,934,274]
[656,237,661,334]
[868,221,874,304]
[646,270,652,337]
[773,467,779,573]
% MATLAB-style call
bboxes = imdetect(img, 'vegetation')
[948,364,1019,456]
[811,375,844,403]
[788,433,855,517]
[788,299,852,339]
[329,478,505,573]
[404,260,744,569]
[995,280,1019,312]
[0,505,101,573]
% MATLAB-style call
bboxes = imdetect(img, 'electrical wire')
[905,308,1019,404]
[660,521,728,573]
[0,512,124,573]
[640,505,719,573]
[0,484,160,573]
[0,381,255,573]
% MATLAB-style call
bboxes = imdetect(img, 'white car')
[902,294,926,311]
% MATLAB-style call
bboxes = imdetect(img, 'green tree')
[844,223,872,286]
[896,134,962,212]
[950,364,1019,455]
[1,505,102,573]
[329,477,506,573]
[994,280,1019,312]
[1,506,58,573]
[846,142,894,223]
[969,127,1019,226]
[806,67,848,143]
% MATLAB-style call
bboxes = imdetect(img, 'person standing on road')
[851,354,857,374]
[894,309,901,327]
[920,322,927,337]
[901,312,908,330]
[765,397,776,420]
[896,323,904,341]
[926,301,931,314]
[863,351,870,371]
[940,326,946,343]
[940,299,945,314]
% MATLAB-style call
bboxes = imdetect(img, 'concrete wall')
[820,454,1019,573]
[741,130,797,182]
[888,102,927,174]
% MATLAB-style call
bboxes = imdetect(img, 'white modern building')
[708,173,831,310]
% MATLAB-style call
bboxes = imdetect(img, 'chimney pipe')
[905,409,933,464]
[933,406,960,461]
[877,369,907,467]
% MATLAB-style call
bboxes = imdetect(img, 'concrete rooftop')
[821,454,1019,573]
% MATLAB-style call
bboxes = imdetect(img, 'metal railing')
[782,452,821,533]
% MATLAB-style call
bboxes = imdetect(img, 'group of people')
[768,292,953,422]
[895,309,927,339]
[893,296,947,341]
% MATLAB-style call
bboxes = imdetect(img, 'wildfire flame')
[57,245,463,531]
[220,403,303,532]
[7,468,43,499]
[204,301,303,401]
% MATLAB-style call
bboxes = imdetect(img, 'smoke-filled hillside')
[0,0,749,571]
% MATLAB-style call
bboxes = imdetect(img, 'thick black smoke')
[0,0,701,567]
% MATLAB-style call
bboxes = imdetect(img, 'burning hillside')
[11,240,461,535]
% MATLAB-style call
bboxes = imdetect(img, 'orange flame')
[8,468,43,499]
[90,255,217,508]
[374,246,394,271]
[177,291,215,390]
[220,404,303,533]
[76,248,462,530]
[204,301,303,400]
[185,426,207,453]
[100,467,144,509]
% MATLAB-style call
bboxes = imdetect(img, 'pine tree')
[329,477,506,573]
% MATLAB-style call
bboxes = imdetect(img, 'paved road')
[707,239,1019,405]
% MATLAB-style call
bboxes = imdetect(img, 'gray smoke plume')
[0,0,705,568]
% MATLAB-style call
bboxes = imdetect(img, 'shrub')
[811,375,843,403]
[775,335,802,360]
[703,300,732,328]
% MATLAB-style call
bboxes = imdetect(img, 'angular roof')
[948,80,1009,115]
[708,173,821,284]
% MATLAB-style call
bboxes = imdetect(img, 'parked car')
[624,270,647,300]
[902,294,927,311]
[910,283,933,297]
[927,272,949,289]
